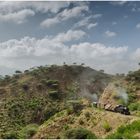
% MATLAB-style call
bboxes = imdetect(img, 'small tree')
[15,70,22,74]
[100,69,104,73]
[22,84,29,91]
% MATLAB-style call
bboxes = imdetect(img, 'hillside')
[0,64,139,139]
[33,102,139,139]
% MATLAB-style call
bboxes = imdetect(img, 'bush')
[18,124,39,138]
[102,121,112,132]
[129,102,140,111]
[63,128,97,139]
[48,90,60,99]
[22,84,29,91]
[128,93,137,103]
[84,111,90,118]
[36,83,43,90]
[78,118,84,125]
[44,106,58,120]
[15,70,22,74]
[1,131,18,139]
[107,120,140,139]
[66,107,74,115]
[46,80,59,86]
[67,100,84,114]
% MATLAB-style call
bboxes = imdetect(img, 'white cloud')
[0,29,139,74]
[105,30,117,37]
[110,1,127,6]
[0,29,85,58]
[72,16,98,30]
[40,17,60,28]
[0,1,70,24]
[0,1,70,14]
[87,23,98,29]
[41,5,89,28]
[60,5,88,20]
[92,14,102,19]
[131,7,140,12]
[136,23,140,29]
[0,9,35,24]
[54,30,86,42]
[131,48,140,60]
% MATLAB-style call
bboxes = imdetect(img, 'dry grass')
[33,104,139,139]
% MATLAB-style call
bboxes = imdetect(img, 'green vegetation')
[129,102,140,111]
[102,121,112,132]
[0,65,139,139]
[1,124,38,139]
[18,124,39,138]
[48,90,60,99]
[63,128,97,139]
[107,120,140,139]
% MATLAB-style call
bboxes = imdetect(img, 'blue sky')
[0,1,140,75]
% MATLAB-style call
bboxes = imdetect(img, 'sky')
[0,1,140,75]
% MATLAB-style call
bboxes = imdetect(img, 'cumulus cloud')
[0,30,85,58]
[60,5,89,20]
[54,30,86,42]
[0,1,90,25]
[87,23,98,29]
[41,5,89,28]
[40,17,60,28]
[0,1,70,24]
[72,15,98,30]
[0,28,139,75]
[110,1,127,6]
[92,14,102,19]
[105,30,117,37]
[131,48,140,60]
[0,1,70,14]
[0,9,35,24]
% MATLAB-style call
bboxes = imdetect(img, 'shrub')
[44,106,58,120]
[15,70,22,74]
[1,131,18,139]
[63,128,97,139]
[84,111,90,118]
[128,94,137,103]
[26,99,41,109]
[46,80,59,86]
[63,124,69,130]
[36,83,43,90]
[22,84,29,91]
[79,118,84,125]
[102,121,112,132]
[48,90,60,99]
[51,83,59,89]
[106,120,140,139]
[129,102,140,111]
[18,124,39,138]
[66,107,74,115]
[67,100,84,114]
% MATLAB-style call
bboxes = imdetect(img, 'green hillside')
[0,64,139,139]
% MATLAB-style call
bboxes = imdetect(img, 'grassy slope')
[33,102,139,139]
[0,65,111,138]
[0,65,139,139]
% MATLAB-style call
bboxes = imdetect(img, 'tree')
[100,69,104,73]
[15,70,22,74]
